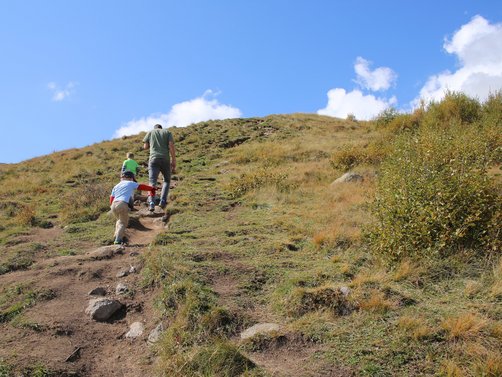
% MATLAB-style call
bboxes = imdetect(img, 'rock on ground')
[116,283,128,295]
[85,298,123,321]
[125,322,144,339]
[88,287,107,296]
[240,323,280,340]
[116,268,129,278]
[147,323,164,345]
[331,172,364,185]
[86,245,125,260]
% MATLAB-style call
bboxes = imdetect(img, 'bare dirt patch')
[0,214,166,376]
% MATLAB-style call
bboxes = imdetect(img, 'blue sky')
[1,1,501,163]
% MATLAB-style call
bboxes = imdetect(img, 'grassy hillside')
[0,94,501,376]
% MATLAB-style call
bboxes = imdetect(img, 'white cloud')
[354,57,397,91]
[317,88,397,120]
[48,81,77,102]
[114,90,242,138]
[416,15,502,104]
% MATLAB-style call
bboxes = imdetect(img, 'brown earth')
[0,209,166,376]
[1,205,352,377]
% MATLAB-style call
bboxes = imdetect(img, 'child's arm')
[137,184,156,195]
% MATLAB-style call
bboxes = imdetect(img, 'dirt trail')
[0,209,167,376]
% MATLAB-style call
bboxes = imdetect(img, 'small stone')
[240,323,280,340]
[339,286,351,296]
[86,245,125,260]
[85,298,123,321]
[331,172,364,185]
[129,251,140,257]
[88,287,107,296]
[116,268,129,278]
[116,283,128,295]
[147,323,164,345]
[125,322,144,339]
[129,266,137,274]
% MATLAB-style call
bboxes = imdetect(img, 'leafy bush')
[369,123,501,262]
[374,107,423,134]
[374,107,400,128]
[482,91,502,124]
[423,91,481,127]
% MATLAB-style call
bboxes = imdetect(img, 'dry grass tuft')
[392,259,423,282]
[359,289,396,314]
[464,280,483,298]
[488,322,502,341]
[15,206,36,227]
[473,353,502,377]
[350,269,388,288]
[490,257,502,299]
[441,313,487,340]
[312,219,362,248]
[397,315,433,340]
[439,359,465,377]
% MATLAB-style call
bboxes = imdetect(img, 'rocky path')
[0,208,167,376]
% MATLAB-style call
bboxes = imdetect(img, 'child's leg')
[112,201,130,242]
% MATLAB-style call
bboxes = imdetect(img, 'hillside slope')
[0,110,501,376]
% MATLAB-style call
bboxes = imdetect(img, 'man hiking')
[143,124,176,211]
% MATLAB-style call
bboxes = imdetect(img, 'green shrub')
[374,107,400,128]
[423,91,481,127]
[369,124,501,262]
[385,113,421,133]
[482,91,502,122]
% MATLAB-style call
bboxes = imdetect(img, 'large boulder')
[85,298,123,321]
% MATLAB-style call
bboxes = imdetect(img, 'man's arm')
[169,140,176,173]
[143,132,150,150]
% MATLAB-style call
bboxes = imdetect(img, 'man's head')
[126,152,134,159]
[154,124,163,129]
[121,171,135,180]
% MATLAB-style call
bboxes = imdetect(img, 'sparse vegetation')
[0,101,501,375]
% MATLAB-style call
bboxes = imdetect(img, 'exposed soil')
[0,208,166,376]
[1,203,352,377]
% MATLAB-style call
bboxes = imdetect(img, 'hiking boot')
[148,202,155,212]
